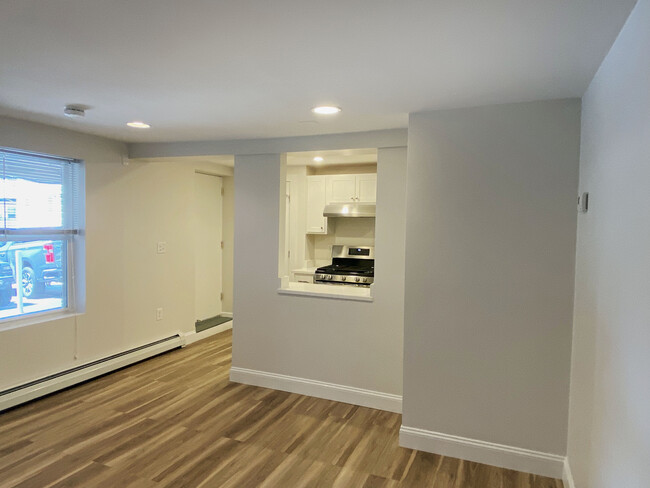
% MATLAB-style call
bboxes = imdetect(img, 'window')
[0,147,83,322]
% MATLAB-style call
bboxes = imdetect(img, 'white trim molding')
[399,425,565,479]
[230,367,402,413]
[182,320,233,346]
[563,457,576,488]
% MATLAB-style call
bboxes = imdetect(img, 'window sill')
[0,309,81,332]
[278,282,373,302]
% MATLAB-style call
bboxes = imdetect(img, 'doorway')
[194,172,228,331]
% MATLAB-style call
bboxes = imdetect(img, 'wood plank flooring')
[0,330,563,487]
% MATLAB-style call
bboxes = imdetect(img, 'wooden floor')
[0,330,563,488]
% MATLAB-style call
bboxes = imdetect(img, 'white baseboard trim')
[220,312,233,318]
[563,457,576,488]
[0,335,183,412]
[183,320,233,346]
[230,366,402,413]
[399,425,565,479]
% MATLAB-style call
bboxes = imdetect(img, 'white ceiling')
[0,0,637,143]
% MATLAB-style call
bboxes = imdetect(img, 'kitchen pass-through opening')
[278,148,378,301]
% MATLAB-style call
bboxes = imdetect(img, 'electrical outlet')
[157,241,167,254]
[156,308,163,321]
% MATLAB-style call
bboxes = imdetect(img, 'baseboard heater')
[0,334,184,413]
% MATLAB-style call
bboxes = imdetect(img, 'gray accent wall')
[568,0,650,486]
[402,100,581,455]
[231,147,407,397]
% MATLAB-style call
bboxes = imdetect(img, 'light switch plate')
[157,241,167,254]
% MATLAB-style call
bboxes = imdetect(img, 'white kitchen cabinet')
[306,173,377,234]
[326,174,377,203]
[328,175,358,202]
[356,174,377,203]
[306,176,328,234]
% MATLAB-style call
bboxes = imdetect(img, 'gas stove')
[315,245,374,286]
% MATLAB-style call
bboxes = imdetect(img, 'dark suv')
[0,241,64,299]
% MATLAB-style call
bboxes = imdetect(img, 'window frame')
[0,146,84,328]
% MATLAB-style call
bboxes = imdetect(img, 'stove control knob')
[341,276,347,281]
[355,277,361,282]
[362,278,368,283]
[327,275,333,280]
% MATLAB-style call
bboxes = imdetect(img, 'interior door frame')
[193,171,224,322]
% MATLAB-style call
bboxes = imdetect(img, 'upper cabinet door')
[306,176,328,234]
[356,174,377,203]
[327,175,357,202]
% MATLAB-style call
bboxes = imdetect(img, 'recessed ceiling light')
[311,106,341,115]
[313,156,324,162]
[127,121,151,129]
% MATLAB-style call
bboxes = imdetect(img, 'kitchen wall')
[309,163,377,175]
[286,165,308,273]
[308,218,375,266]
[402,100,581,464]
[0,115,231,390]
[567,1,650,487]
[232,147,406,402]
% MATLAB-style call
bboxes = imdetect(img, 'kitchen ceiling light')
[127,121,151,129]
[311,106,341,115]
[313,156,324,162]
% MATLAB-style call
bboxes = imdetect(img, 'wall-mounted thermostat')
[578,192,589,213]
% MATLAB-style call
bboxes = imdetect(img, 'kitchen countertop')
[278,282,373,302]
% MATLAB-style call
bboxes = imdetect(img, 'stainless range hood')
[323,202,376,218]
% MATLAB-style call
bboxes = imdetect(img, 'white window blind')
[0,148,81,238]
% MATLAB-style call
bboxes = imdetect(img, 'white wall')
[402,100,581,457]
[567,1,650,487]
[0,116,227,390]
[232,147,407,399]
